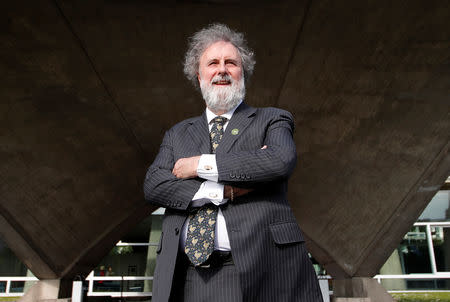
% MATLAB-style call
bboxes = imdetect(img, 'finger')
[173,168,181,177]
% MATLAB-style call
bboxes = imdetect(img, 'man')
[144,23,323,302]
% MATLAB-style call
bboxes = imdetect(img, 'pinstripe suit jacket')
[144,102,323,302]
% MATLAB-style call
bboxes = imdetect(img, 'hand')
[261,145,267,149]
[224,185,254,200]
[172,156,201,179]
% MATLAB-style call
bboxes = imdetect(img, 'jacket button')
[175,228,179,235]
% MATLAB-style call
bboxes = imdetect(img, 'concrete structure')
[0,0,449,300]
[19,279,69,302]
[333,278,395,302]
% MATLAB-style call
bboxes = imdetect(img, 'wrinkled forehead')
[200,41,241,63]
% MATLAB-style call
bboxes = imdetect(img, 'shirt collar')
[205,100,242,124]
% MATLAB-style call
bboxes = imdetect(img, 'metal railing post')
[426,224,438,274]
[72,280,83,302]
[5,280,10,295]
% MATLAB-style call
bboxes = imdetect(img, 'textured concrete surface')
[333,277,394,302]
[0,0,449,287]
[18,279,60,302]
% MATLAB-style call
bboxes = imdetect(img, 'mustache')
[211,74,232,84]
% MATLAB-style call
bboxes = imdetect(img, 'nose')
[218,61,227,75]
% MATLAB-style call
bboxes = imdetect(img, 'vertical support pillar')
[18,279,60,302]
[72,280,83,302]
[18,279,73,302]
[144,212,163,292]
[332,277,394,302]
[318,278,330,302]
[5,280,11,295]
[426,224,437,273]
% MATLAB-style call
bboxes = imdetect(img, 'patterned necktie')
[185,116,227,266]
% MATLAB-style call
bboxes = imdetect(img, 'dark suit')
[144,102,323,302]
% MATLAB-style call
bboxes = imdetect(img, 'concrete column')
[144,213,163,292]
[378,249,406,290]
[332,277,394,302]
[23,269,36,293]
[18,279,73,302]
[18,279,59,302]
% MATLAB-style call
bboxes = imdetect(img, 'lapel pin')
[231,128,239,135]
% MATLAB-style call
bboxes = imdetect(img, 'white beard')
[200,74,245,113]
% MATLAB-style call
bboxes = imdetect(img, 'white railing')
[85,272,153,297]
[371,221,450,293]
[0,275,154,298]
[374,273,450,280]
[82,241,158,297]
[373,273,450,293]
[0,276,38,297]
[2,274,450,298]
[0,275,330,299]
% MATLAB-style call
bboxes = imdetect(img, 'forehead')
[200,41,241,62]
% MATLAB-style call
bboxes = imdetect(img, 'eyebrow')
[206,58,239,65]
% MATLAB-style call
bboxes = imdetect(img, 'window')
[378,189,450,291]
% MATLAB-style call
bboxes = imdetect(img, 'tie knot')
[212,116,227,125]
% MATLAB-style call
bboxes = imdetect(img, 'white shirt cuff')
[197,154,219,182]
[192,180,227,206]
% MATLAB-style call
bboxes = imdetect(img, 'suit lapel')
[216,102,257,155]
[187,113,211,154]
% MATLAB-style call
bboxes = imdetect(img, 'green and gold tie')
[185,116,227,266]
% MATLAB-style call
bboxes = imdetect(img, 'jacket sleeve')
[216,110,297,184]
[143,128,203,211]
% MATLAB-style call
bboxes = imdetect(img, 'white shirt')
[180,101,242,252]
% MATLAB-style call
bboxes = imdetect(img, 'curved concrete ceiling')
[0,0,449,279]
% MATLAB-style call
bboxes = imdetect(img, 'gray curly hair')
[183,23,255,88]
